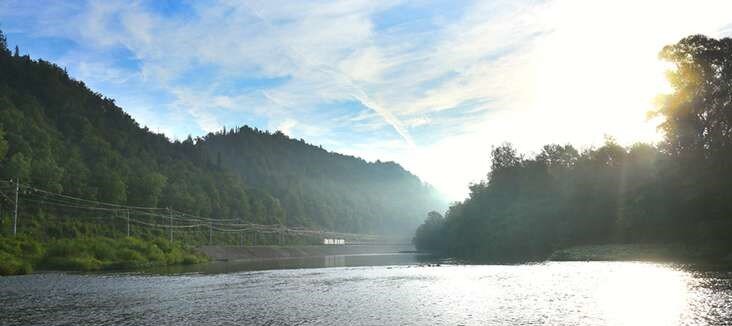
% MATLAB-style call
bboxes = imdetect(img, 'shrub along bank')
[0,235,207,276]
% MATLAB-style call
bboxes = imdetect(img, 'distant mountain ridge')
[0,32,445,235]
[199,127,445,233]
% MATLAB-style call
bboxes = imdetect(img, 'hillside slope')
[0,32,444,235]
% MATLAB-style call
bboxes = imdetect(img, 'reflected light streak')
[598,263,688,326]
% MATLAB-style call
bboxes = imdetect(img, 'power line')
[13,179,19,236]
[9,180,383,243]
[19,183,166,211]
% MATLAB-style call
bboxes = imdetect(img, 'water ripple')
[1,261,730,325]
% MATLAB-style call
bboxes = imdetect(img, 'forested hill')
[413,35,732,260]
[199,128,444,232]
[0,32,444,235]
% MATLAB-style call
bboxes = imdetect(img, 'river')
[1,254,731,325]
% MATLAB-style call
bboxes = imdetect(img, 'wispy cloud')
[3,0,732,199]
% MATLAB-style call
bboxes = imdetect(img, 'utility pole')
[168,208,173,242]
[13,179,19,236]
[126,209,130,237]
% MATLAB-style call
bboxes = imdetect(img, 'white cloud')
[7,0,732,200]
[326,0,732,200]
[338,47,391,82]
[404,116,431,128]
[272,118,295,135]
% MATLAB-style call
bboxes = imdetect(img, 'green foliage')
[415,35,732,262]
[198,127,446,233]
[417,140,730,261]
[0,128,8,161]
[0,34,444,234]
[0,236,43,275]
[94,171,127,204]
[0,234,208,275]
[412,211,446,252]
[127,172,167,207]
[0,252,33,275]
[30,157,64,193]
[5,153,30,181]
[653,34,732,224]
[0,29,8,56]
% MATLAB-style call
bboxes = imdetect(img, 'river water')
[1,254,731,325]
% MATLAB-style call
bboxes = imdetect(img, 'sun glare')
[416,2,679,200]
[598,263,688,326]
[531,1,673,147]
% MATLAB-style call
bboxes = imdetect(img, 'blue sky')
[2,0,732,200]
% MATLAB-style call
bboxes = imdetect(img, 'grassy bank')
[549,243,725,262]
[0,235,208,276]
[0,208,321,276]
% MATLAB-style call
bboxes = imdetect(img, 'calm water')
[1,255,731,325]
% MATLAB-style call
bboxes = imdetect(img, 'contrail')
[244,1,416,148]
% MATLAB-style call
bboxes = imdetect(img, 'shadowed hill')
[0,29,445,235]
[199,128,445,233]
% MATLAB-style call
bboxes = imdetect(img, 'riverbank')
[198,244,415,262]
[0,236,208,276]
[549,243,727,262]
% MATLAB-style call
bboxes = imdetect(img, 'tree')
[0,128,8,162]
[412,211,445,252]
[30,158,64,193]
[0,29,9,56]
[591,137,626,168]
[60,150,91,197]
[537,144,579,168]
[96,172,127,204]
[654,35,732,226]
[0,25,445,240]
[655,35,732,161]
[491,143,522,172]
[127,172,167,207]
[5,153,31,181]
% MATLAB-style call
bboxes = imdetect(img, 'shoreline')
[197,244,416,262]
[549,243,730,263]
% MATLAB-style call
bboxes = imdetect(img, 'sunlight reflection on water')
[0,261,730,325]
[597,263,687,326]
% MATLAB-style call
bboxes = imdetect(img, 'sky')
[2,0,732,200]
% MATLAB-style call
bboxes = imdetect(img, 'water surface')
[1,257,730,325]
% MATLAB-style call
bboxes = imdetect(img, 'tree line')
[413,35,732,260]
[0,29,444,236]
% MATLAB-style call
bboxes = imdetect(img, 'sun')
[529,1,673,147]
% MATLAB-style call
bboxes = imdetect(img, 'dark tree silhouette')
[0,30,8,56]
[413,35,732,261]
[412,211,445,251]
